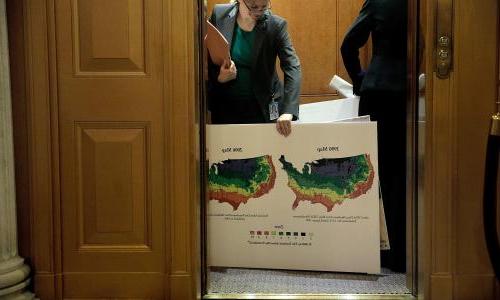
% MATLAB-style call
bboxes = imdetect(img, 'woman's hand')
[217,59,237,83]
[276,113,293,137]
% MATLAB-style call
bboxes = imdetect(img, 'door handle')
[483,113,500,279]
[436,0,453,78]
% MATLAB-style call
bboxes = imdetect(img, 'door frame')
[198,0,420,298]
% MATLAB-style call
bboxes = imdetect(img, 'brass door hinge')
[436,0,453,78]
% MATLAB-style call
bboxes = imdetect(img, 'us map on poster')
[207,123,380,274]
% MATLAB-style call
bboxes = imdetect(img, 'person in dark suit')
[341,0,407,272]
[207,0,301,137]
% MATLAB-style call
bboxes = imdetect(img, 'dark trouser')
[211,96,266,124]
[360,90,407,273]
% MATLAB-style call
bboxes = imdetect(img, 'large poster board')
[207,122,381,274]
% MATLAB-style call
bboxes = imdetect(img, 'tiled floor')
[207,267,411,295]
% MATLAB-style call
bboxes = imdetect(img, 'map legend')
[250,230,313,240]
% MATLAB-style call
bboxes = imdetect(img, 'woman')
[341,0,407,272]
[207,0,301,137]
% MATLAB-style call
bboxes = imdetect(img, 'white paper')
[298,97,360,123]
[331,115,371,123]
[329,75,357,99]
[379,192,390,250]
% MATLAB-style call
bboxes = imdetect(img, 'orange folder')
[205,20,230,66]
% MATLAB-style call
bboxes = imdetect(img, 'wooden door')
[421,0,500,298]
[9,0,200,299]
[56,0,166,297]
[206,0,370,103]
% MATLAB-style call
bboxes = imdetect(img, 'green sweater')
[225,24,255,99]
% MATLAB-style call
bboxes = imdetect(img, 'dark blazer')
[208,3,301,121]
[341,0,407,95]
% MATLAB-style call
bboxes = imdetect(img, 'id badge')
[269,100,279,120]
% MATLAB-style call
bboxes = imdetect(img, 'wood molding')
[170,273,195,300]
[33,273,57,300]
[425,3,456,297]
[453,274,496,300]
[497,0,500,112]
[417,0,429,298]
[407,0,418,293]
[62,273,165,299]
[430,274,453,300]
[430,70,455,275]
[165,0,200,299]
[453,0,498,276]
[424,0,456,298]
[22,0,60,298]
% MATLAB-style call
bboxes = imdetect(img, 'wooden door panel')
[56,0,165,296]
[272,0,338,99]
[272,0,369,103]
[78,124,149,247]
[63,273,164,299]
[207,0,369,103]
[73,0,146,74]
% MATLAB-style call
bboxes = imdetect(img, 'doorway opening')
[198,0,424,298]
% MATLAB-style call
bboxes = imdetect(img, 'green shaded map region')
[279,154,375,211]
[209,155,276,210]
